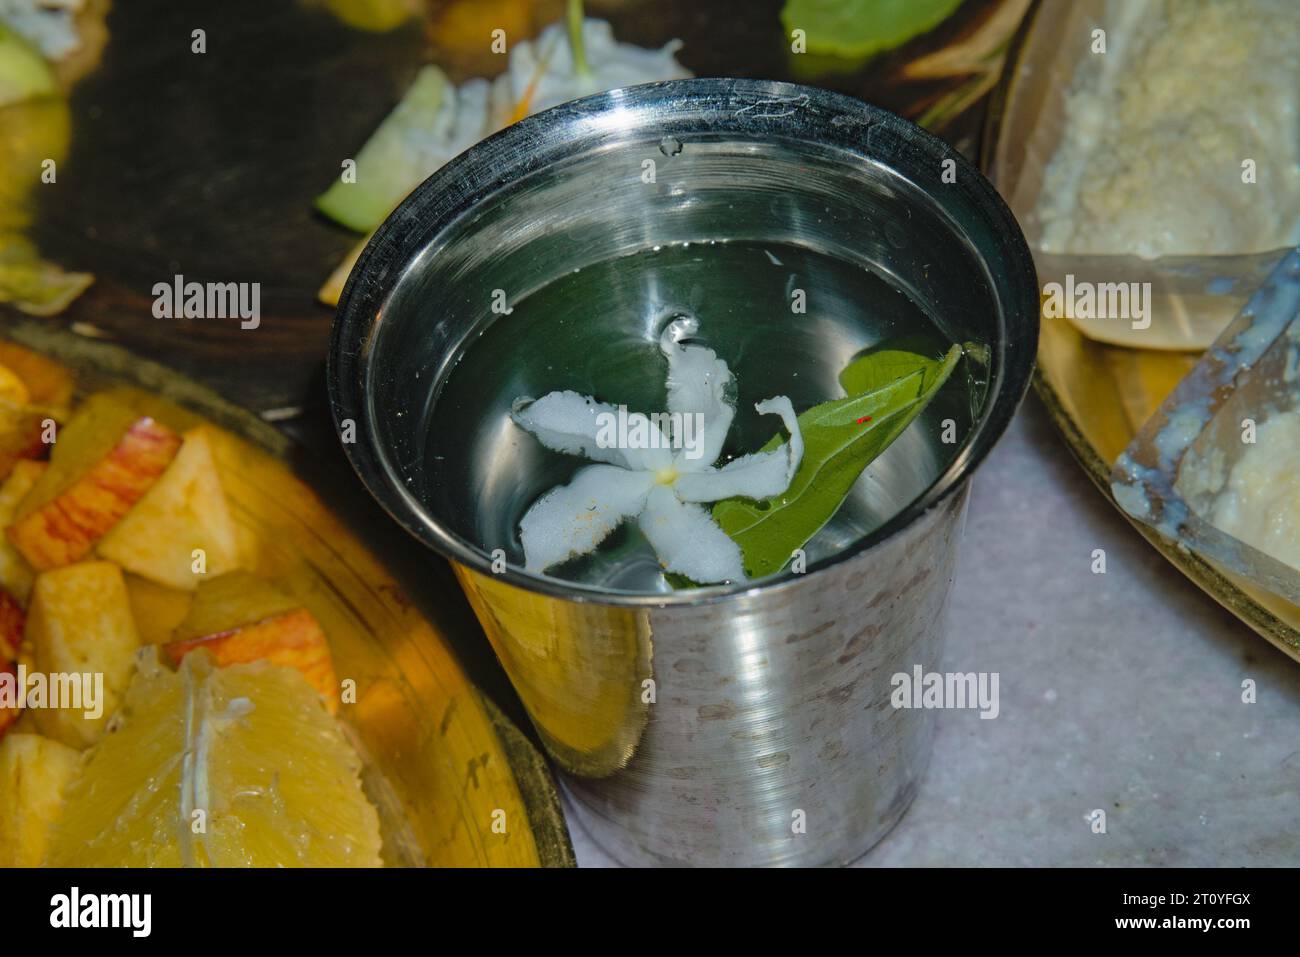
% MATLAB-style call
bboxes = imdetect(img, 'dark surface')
[22,0,1005,421]
[4,0,1020,744]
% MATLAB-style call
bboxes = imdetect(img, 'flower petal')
[673,395,805,503]
[511,390,672,471]
[638,485,747,584]
[659,317,734,467]
[520,465,657,573]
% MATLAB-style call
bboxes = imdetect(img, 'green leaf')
[713,344,961,579]
[780,0,966,60]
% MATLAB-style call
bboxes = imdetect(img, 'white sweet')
[511,318,803,584]
[1210,410,1300,572]
[1037,0,1300,258]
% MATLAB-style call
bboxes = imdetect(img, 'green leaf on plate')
[780,0,966,60]
[712,343,961,579]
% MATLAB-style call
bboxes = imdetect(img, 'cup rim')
[328,77,1039,608]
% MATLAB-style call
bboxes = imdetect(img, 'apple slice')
[27,561,141,748]
[165,571,337,712]
[7,394,181,570]
[0,459,44,602]
[97,425,243,589]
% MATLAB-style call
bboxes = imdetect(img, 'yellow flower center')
[654,466,679,486]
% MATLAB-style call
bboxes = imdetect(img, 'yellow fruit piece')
[27,561,140,748]
[0,363,29,405]
[0,341,74,415]
[0,459,43,602]
[172,569,299,641]
[124,573,192,645]
[97,426,243,589]
[0,732,81,867]
[47,649,383,867]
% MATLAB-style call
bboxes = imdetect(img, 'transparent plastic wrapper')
[987,0,1293,351]
[1111,249,1300,604]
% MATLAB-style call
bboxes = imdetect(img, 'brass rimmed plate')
[982,0,1300,663]
[1,318,576,866]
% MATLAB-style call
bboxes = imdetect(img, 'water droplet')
[659,136,683,157]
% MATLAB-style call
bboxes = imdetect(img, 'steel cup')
[329,79,1038,866]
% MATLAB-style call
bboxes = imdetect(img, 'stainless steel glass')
[329,79,1038,866]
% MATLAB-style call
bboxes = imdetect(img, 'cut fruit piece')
[97,426,243,589]
[124,573,192,645]
[166,572,337,711]
[0,341,74,413]
[171,570,300,641]
[0,23,57,109]
[165,607,338,713]
[0,659,19,739]
[0,395,45,481]
[0,459,44,602]
[0,732,81,867]
[0,585,21,660]
[314,64,449,232]
[0,587,23,738]
[46,649,382,867]
[0,363,29,405]
[27,560,140,748]
[7,393,181,570]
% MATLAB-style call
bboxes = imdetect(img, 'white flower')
[510,317,804,584]
[489,19,691,126]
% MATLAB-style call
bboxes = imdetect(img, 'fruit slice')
[0,341,74,414]
[0,395,45,481]
[0,585,22,739]
[0,585,20,661]
[0,732,81,867]
[0,660,18,739]
[314,64,449,232]
[0,459,44,601]
[124,573,192,645]
[7,393,181,570]
[166,571,337,711]
[27,561,140,748]
[46,649,382,867]
[0,23,57,109]
[97,426,243,589]
[0,363,29,405]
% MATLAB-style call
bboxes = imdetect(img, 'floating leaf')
[713,344,961,578]
[780,0,966,60]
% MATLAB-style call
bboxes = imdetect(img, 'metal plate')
[982,0,1300,662]
[1,318,576,866]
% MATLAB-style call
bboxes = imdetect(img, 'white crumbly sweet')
[1210,410,1300,572]
[1037,0,1300,258]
